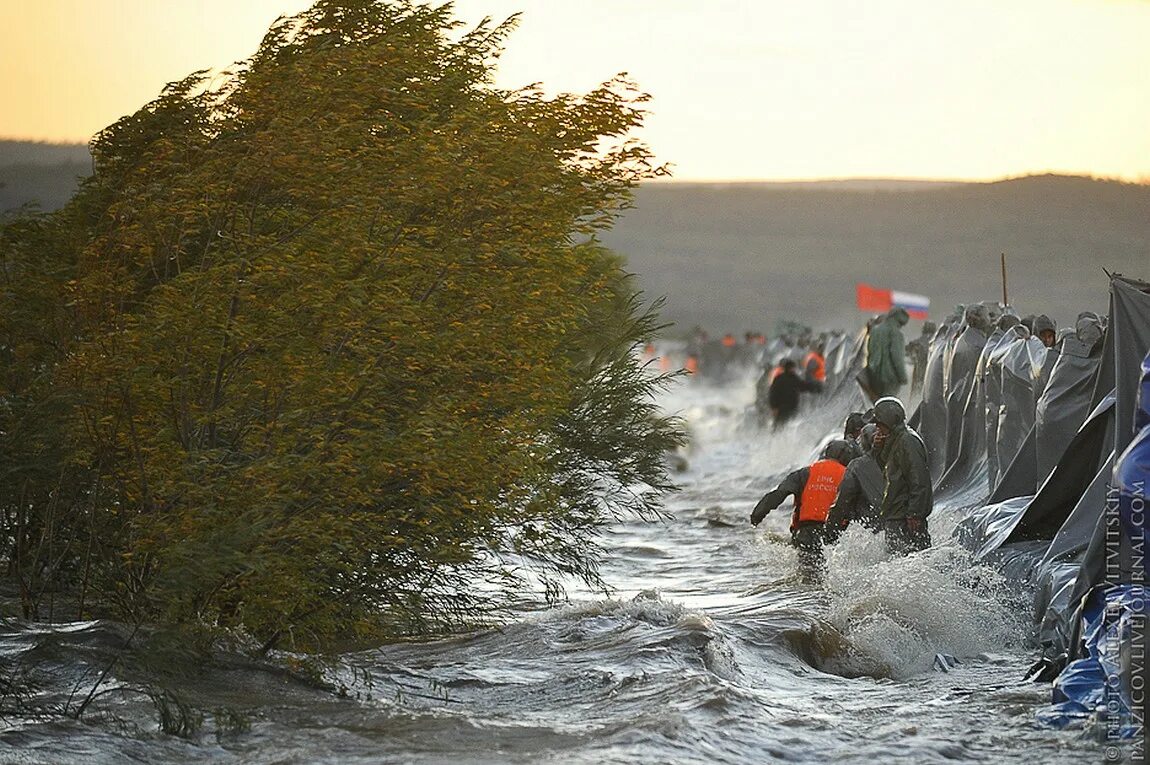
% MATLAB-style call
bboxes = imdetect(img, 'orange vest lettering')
[798,459,847,523]
[804,351,826,382]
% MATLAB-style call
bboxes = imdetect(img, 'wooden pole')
[1000,252,1008,307]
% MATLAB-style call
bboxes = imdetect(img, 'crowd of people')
[750,395,932,581]
[746,300,1094,584]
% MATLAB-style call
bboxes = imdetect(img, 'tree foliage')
[0,0,682,649]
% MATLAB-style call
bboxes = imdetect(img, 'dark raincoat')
[865,308,910,397]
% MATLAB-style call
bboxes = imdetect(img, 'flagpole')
[1000,252,1008,307]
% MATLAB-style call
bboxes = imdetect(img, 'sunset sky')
[2,0,1148,182]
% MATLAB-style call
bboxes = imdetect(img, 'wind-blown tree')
[0,0,682,648]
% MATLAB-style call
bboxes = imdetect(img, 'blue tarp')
[1037,584,1146,736]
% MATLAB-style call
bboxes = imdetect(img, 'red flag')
[856,283,891,313]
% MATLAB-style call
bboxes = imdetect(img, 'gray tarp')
[823,332,850,393]
[1042,450,1116,563]
[955,495,1032,560]
[919,322,957,481]
[1065,276,1150,608]
[1033,559,1081,655]
[994,334,1047,490]
[942,324,989,477]
[937,327,1017,495]
[987,424,1038,504]
[1033,332,1103,483]
[1006,394,1114,544]
[985,328,1032,491]
[1110,277,1150,452]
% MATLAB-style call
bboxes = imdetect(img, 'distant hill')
[3,141,1146,334]
[601,175,1150,335]
[0,140,91,214]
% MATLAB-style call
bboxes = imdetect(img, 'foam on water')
[819,531,1027,679]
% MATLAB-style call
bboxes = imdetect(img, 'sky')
[2,0,1148,182]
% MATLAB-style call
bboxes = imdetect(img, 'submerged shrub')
[0,0,682,648]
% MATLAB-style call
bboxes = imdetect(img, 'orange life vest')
[803,351,826,382]
[797,459,847,524]
[684,355,698,374]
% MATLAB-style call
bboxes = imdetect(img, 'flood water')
[0,372,1103,764]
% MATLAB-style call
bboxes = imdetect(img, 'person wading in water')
[750,440,854,582]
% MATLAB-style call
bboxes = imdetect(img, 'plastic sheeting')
[1007,394,1114,544]
[1041,451,1116,564]
[988,425,1038,504]
[951,394,1113,564]
[954,496,1031,560]
[1110,278,1150,453]
[1034,330,1104,483]
[1037,585,1146,735]
[1065,282,1150,607]
[1032,559,1081,658]
[918,322,958,481]
[993,334,1047,491]
[946,327,1011,492]
[942,324,988,473]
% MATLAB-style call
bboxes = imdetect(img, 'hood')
[1075,312,1105,349]
[981,301,1003,326]
[997,313,1020,331]
[964,303,993,334]
[1032,314,1056,335]
[887,307,910,326]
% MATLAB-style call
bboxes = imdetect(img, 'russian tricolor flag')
[856,283,930,320]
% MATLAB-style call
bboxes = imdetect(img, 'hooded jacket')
[878,422,933,520]
[825,453,885,535]
[866,307,910,395]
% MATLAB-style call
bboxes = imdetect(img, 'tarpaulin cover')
[954,496,1031,560]
[994,334,1047,491]
[919,322,957,481]
[1041,450,1116,564]
[1062,282,1150,605]
[1037,585,1146,735]
[1032,559,1081,657]
[943,325,988,474]
[1006,394,1114,544]
[1110,278,1150,453]
[983,330,1013,492]
[987,424,1038,504]
[980,539,1049,582]
[1034,330,1104,483]
[938,327,1011,494]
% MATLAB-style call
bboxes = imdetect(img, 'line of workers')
[749,395,932,582]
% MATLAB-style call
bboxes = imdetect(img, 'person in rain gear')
[825,424,886,541]
[842,412,867,462]
[1032,314,1057,349]
[803,341,827,388]
[872,396,933,555]
[906,321,937,399]
[863,307,910,402]
[750,439,854,581]
[941,303,994,473]
[766,359,820,428]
